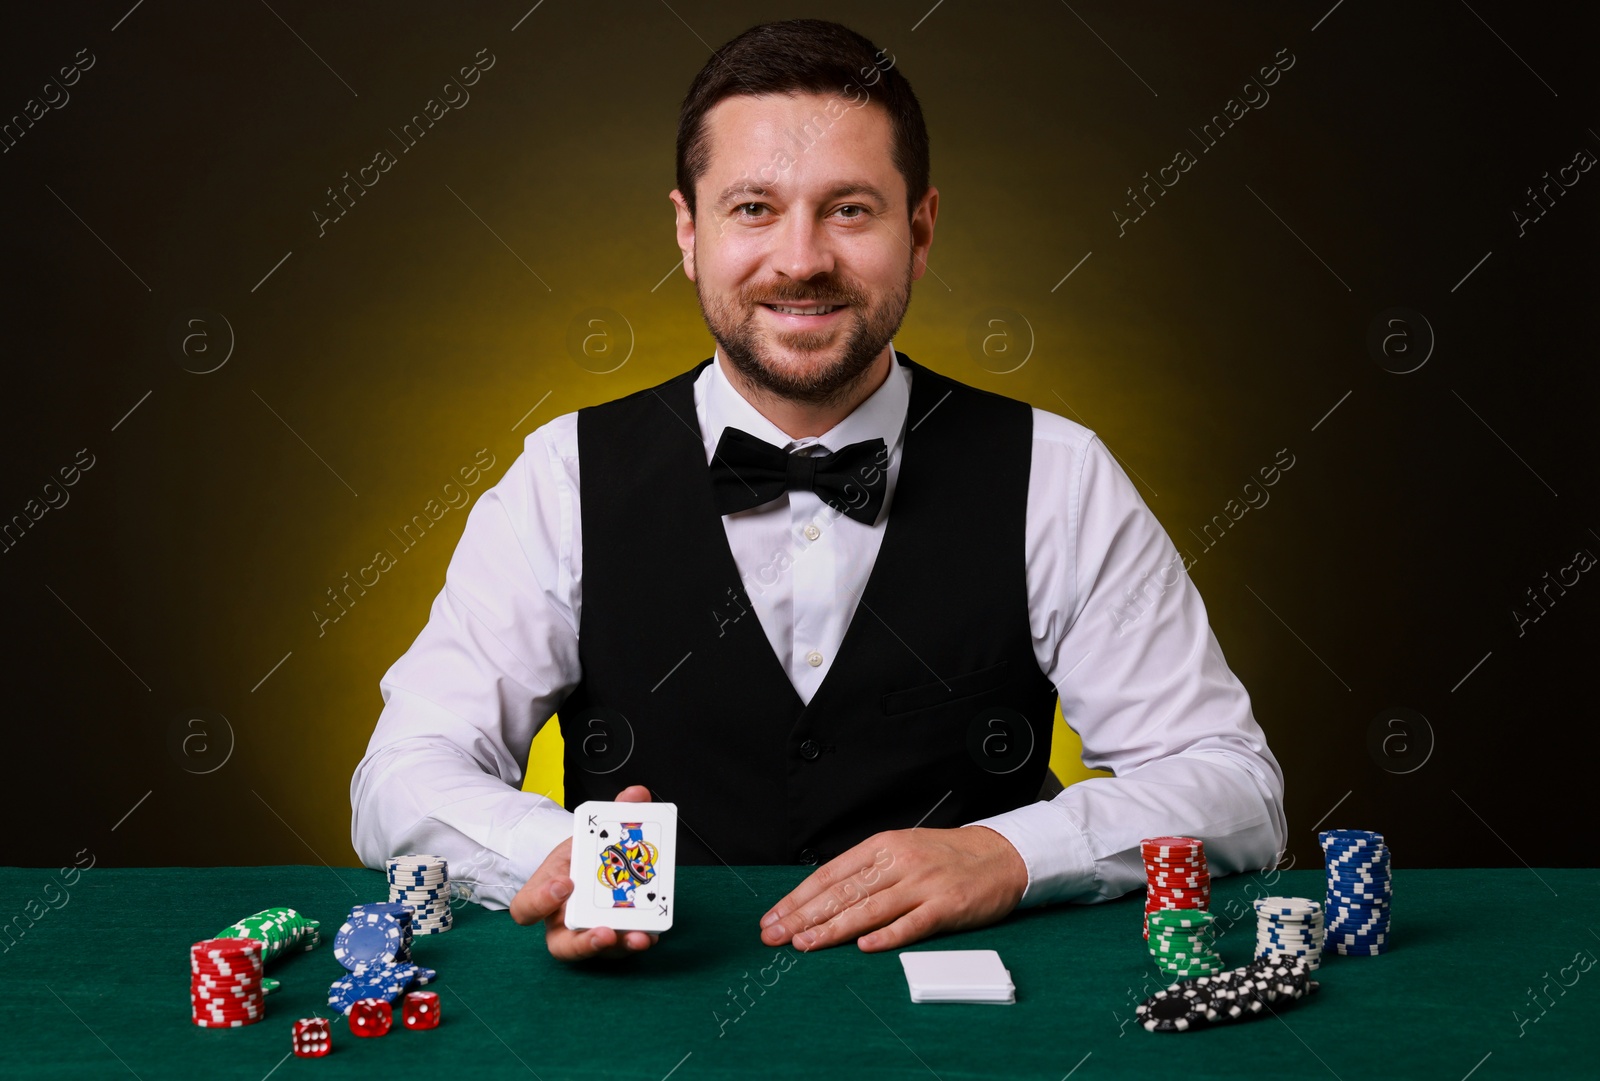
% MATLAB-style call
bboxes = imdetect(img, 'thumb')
[615,784,652,803]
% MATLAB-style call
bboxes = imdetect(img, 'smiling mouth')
[760,302,846,316]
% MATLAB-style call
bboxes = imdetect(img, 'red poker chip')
[190,938,263,957]
[190,966,261,978]
[1141,837,1202,852]
[190,973,260,986]
[190,984,259,996]
[192,1016,264,1028]
[192,1008,264,1022]
[192,1005,264,1018]
[189,988,263,1003]
[191,1000,264,1015]
[190,988,259,1003]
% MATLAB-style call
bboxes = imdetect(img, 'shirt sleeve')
[965,412,1287,906]
[349,416,584,910]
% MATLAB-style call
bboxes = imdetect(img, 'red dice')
[348,998,393,1037]
[292,1017,331,1057]
[403,990,441,1030]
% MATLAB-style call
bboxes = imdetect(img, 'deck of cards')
[898,949,1016,1004]
[564,800,678,933]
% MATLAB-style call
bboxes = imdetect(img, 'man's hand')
[509,784,660,960]
[757,825,1028,953]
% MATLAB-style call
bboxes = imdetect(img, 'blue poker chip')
[333,912,402,970]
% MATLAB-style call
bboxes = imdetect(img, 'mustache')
[747,284,856,306]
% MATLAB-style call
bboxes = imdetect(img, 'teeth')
[767,304,840,315]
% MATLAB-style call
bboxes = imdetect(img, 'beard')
[696,255,914,409]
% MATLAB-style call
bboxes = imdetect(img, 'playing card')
[563,801,678,933]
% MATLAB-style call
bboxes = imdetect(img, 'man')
[351,19,1286,962]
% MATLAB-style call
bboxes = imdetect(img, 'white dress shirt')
[351,344,1287,910]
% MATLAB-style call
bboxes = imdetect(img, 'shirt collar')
[702,341,908,460]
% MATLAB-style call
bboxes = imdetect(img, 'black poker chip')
[1139,956,1320,1034]
[1137,989,1210,1032]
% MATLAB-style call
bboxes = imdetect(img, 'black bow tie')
[708,426,888,525]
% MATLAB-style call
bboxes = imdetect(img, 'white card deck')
[563,801,678,933]
[898,949,1016,1004]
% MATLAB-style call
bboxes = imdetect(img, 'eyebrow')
[714,181,891,211]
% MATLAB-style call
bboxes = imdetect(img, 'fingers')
[760,838,899,946]
[544,923,660,962]
[508,835,576,926]
[614,784,652,802]
[760,838,888,925]
[509,872,572,926]
[784,884,913,953]
[853,904,932,952]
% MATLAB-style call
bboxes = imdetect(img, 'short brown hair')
[675,19,930,221]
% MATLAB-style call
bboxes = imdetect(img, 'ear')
[669,189,697,282]
[909,185,939,283]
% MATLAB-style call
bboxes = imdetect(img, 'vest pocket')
[879,660,1011,716]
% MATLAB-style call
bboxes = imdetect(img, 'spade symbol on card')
[599,829,610,839]
[647,892,656,901]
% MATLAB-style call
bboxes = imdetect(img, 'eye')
[835,205,867,219]
[736,202,768,218]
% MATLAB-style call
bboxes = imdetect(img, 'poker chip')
[1319,829,1392,956]
[1137,989,1210,1032]
[1141,836,1210,941]
[1137,956,1320,1033]
[333,912,403,969]
[387,855,453,936]
[327,962,428,1016]
[350,902,414,962]
[1146,907,1223,978]
[189,938,265,1028]
[209,908,320,996]
[1254,896,1323,970]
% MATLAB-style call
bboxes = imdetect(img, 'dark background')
[2,1,1594,873]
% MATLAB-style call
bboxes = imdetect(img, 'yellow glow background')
[28,2,1595,872]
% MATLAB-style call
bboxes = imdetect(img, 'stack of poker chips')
[212,907,322,994]
[1146,908,1224,978]
[327,904,438,1017]
[1320,828,1391,955]
[190,937,266,1028]
[1141,836,1210,940]
[1137,956,1319,1033]
[1254,896,1324,970]
[387,854,452,935]
[328,960,437,1016]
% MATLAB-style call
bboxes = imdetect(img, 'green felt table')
[2,866,1594,1079]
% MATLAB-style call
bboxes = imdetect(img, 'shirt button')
[455,882,473,900]
[799,739,821,761]
[797,848,820,865]
[803,524,821,541]
[806,650,823,667]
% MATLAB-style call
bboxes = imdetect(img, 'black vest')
[559,351,1057,865]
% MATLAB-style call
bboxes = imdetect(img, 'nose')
[770,212,835,284]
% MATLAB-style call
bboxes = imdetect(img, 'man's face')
[672,92,937,408]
